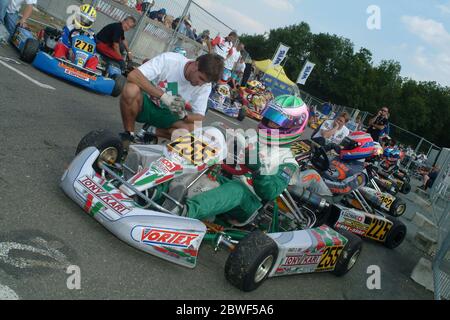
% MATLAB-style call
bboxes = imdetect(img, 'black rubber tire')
[383,216,407,249]
[237,107,246,121]
[111,74,126,97]
[76,129,124,173]
[20,38,39,63]
[332,229,362,277]
[400,181,411,194]
[388,198,406,217]
[225,230,278,292]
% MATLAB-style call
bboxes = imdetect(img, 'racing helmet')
[372,142,384,158]
[216,84,231,104]
[258,95,309,145]
[339,131,375,161]
[173,46,187,57]
[75,4,97,29]
[383,146,401,161]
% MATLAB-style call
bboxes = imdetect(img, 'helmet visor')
[261,105,296,128]
[341,137,359,150]
[77,13,95,28]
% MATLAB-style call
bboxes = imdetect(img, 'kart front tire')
[225,230,278,292]
[388,198,406,217]
[111,74,126,97]
[384,216,407,249]
[400,181,411,194]
[76,129,124,173]
[237,107,246,121]
[332,229,362,277]
[21,38,39,63]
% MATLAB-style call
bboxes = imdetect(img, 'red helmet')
[340,131,375,160]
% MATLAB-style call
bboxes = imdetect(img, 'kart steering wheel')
[310,144,330,172]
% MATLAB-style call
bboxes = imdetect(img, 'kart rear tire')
[388,198,406,217]
[20,38,39,63]
[237,107,246,121]
[383,216,407,249]
[332,229,362,277]
[76,129,124,173]
[225,230,278,292]
[111,74,126,97]
[400,181,411,194]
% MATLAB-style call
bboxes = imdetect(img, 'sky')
[191,0,450,87]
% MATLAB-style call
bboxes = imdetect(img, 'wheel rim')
[254,255,274,283]
[98,147,118,166]
[346,249,361,271]
[396,204,406,215]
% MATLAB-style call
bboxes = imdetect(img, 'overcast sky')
[192,0,450,87]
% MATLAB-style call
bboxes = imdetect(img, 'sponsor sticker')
[78,176,130,215]
[140,228,200,248]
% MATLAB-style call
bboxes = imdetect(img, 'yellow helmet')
[75,4,97,29]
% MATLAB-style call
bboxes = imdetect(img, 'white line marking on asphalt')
[209,110,240,126]
[0,60,55,90]
[0,284,19,300]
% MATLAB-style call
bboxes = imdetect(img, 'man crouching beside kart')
[119,51,224,149]
[53,4,99,70]
[183,95,312,222]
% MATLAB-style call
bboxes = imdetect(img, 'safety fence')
[35,0,234,61]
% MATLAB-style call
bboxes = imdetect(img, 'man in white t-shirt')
[312,112,351,146]
[210,31,237,82]
[120,52,224,144]
[0,0,36,36]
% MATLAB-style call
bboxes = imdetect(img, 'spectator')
[196,29,211,51]
[312,112,351,146]
[141,0,154,13]
[163,14,174,29]
[222,42,244,84]
[0,0,37,36]
[148,8,166,22]
[211,31,237,60]
[96,16,137,70]
[367,107,389,142]
[419,166,440,190]
[177,17,195,40]
[240,54,254,87]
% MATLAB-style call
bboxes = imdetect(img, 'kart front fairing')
[61,147,207,269]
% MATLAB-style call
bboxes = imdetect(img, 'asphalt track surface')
[0,43,433,300]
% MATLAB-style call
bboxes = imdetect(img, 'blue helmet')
[173,47,187,57]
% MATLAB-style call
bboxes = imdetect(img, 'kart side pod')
[60,147,207,269]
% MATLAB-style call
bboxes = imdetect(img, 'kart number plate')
[167,134,217,166]
[365,218,393,242]
[316,246,344,271]
[74,39,95,53]
[291,141,311,156]
[379,194,394,210]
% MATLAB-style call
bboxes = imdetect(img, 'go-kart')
[61,126,363,292]
[237,86,273,121]
[290,140,407,249]
[207,85,246,121]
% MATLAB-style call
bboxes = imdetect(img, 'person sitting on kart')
[317,132,376,195]
[53,4,99,70]
[95,16,137,72]
[183,95,309,223]
[119,52,224,147]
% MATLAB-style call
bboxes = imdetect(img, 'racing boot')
[135,124,158,145]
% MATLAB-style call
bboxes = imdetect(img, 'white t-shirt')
[313,120,350,145]
[212,36,233,60]
[7,0,37,14]
[138,52,212,116]
[224,49,240,70]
